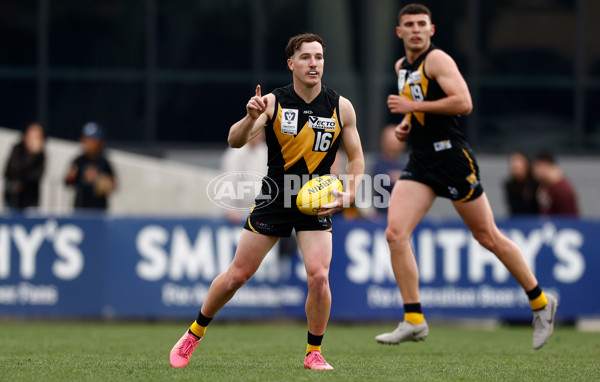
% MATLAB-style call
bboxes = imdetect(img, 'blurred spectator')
[503,151,538,215]
[221,130,268,223]
[3,122,46,209]
[532,151,578,216]
[65,122,116,210]
[371,124,407,215]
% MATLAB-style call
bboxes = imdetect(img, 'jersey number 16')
[313,131,333,152]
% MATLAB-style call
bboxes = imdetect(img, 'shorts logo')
[308,116,336,131]
[281,108,298,135]
[434,140,452,152]
[466,172,478,185]
[448,186,459,199]
[254,221,274,231]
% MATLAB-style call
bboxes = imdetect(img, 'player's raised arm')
[227,85,275,148]
[318,97,365,217]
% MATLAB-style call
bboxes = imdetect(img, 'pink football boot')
[304,351,334,370]
[170,331,201,368]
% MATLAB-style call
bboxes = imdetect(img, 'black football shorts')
[243,201,332,237]
[400,148,484,202]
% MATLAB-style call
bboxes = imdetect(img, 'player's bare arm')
[395,116,411,142]
[318,97,365,217]
[228,85,275,148]
[387,50,472,116]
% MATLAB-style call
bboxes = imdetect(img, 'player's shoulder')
[394,57,405,73]
[424,48,459,77]
[338,96,356,126]
[338,95,353,109]
[426,48,454,63]
[425,48,459,70]
[264,92,276,103]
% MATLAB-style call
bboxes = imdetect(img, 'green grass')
[0,322,598,381]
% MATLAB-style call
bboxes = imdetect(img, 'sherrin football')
[296,175,343,215]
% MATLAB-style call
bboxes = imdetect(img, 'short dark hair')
[398,3,432,24]
[285,33,326,59]
[535,151,556,164]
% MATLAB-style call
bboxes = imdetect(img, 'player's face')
[288,41,324,86]
[396,14,435,52]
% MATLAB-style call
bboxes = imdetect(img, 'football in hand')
[296,175,343,215]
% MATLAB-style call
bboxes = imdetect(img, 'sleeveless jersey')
[398,44,470,166]
[265,84,342,184]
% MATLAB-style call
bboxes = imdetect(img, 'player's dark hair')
[535,151,556,164]
[398,3,432,24]
[285,33,326,59]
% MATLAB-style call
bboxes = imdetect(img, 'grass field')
[0,321,598,381]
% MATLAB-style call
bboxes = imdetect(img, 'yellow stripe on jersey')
[400,60,430,127]
[273,103,341,173]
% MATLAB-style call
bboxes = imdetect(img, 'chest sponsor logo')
[407,70,421,84]
[308,116,336,131]
[281,108,298,135]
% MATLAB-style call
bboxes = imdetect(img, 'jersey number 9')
[410,84,424,102]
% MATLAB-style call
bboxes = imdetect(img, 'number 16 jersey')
[265,83,342,184]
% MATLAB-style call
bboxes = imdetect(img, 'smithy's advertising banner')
[1,214,598,320]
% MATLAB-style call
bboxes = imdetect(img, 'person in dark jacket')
[4,122,46,209]
[65,122,116,210]
[504,151,539,215]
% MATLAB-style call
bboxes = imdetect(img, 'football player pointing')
[376,3,557,349]
[170,33,364,370]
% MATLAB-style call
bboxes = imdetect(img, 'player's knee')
[472,230,497,252]
[226,269,252,291]
[385,225,410,244]
[306,270,329,292]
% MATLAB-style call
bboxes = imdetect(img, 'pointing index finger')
[256,85,261,97]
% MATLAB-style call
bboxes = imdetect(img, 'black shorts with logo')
[243,202,332,237]
[400,148,484,202]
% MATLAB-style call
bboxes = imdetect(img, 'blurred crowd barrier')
[0,212,597,321]
[0,128,222,216]
[3,127,600,218]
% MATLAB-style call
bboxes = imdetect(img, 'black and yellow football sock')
[404,303,424,325]
[526,284,548,311]
[188,311,213,339]
[306,332,323,355]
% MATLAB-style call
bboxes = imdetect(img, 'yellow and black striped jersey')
[398,44,470,166]
[265,84,342,183]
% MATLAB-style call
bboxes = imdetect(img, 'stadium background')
[1,0,599,323]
